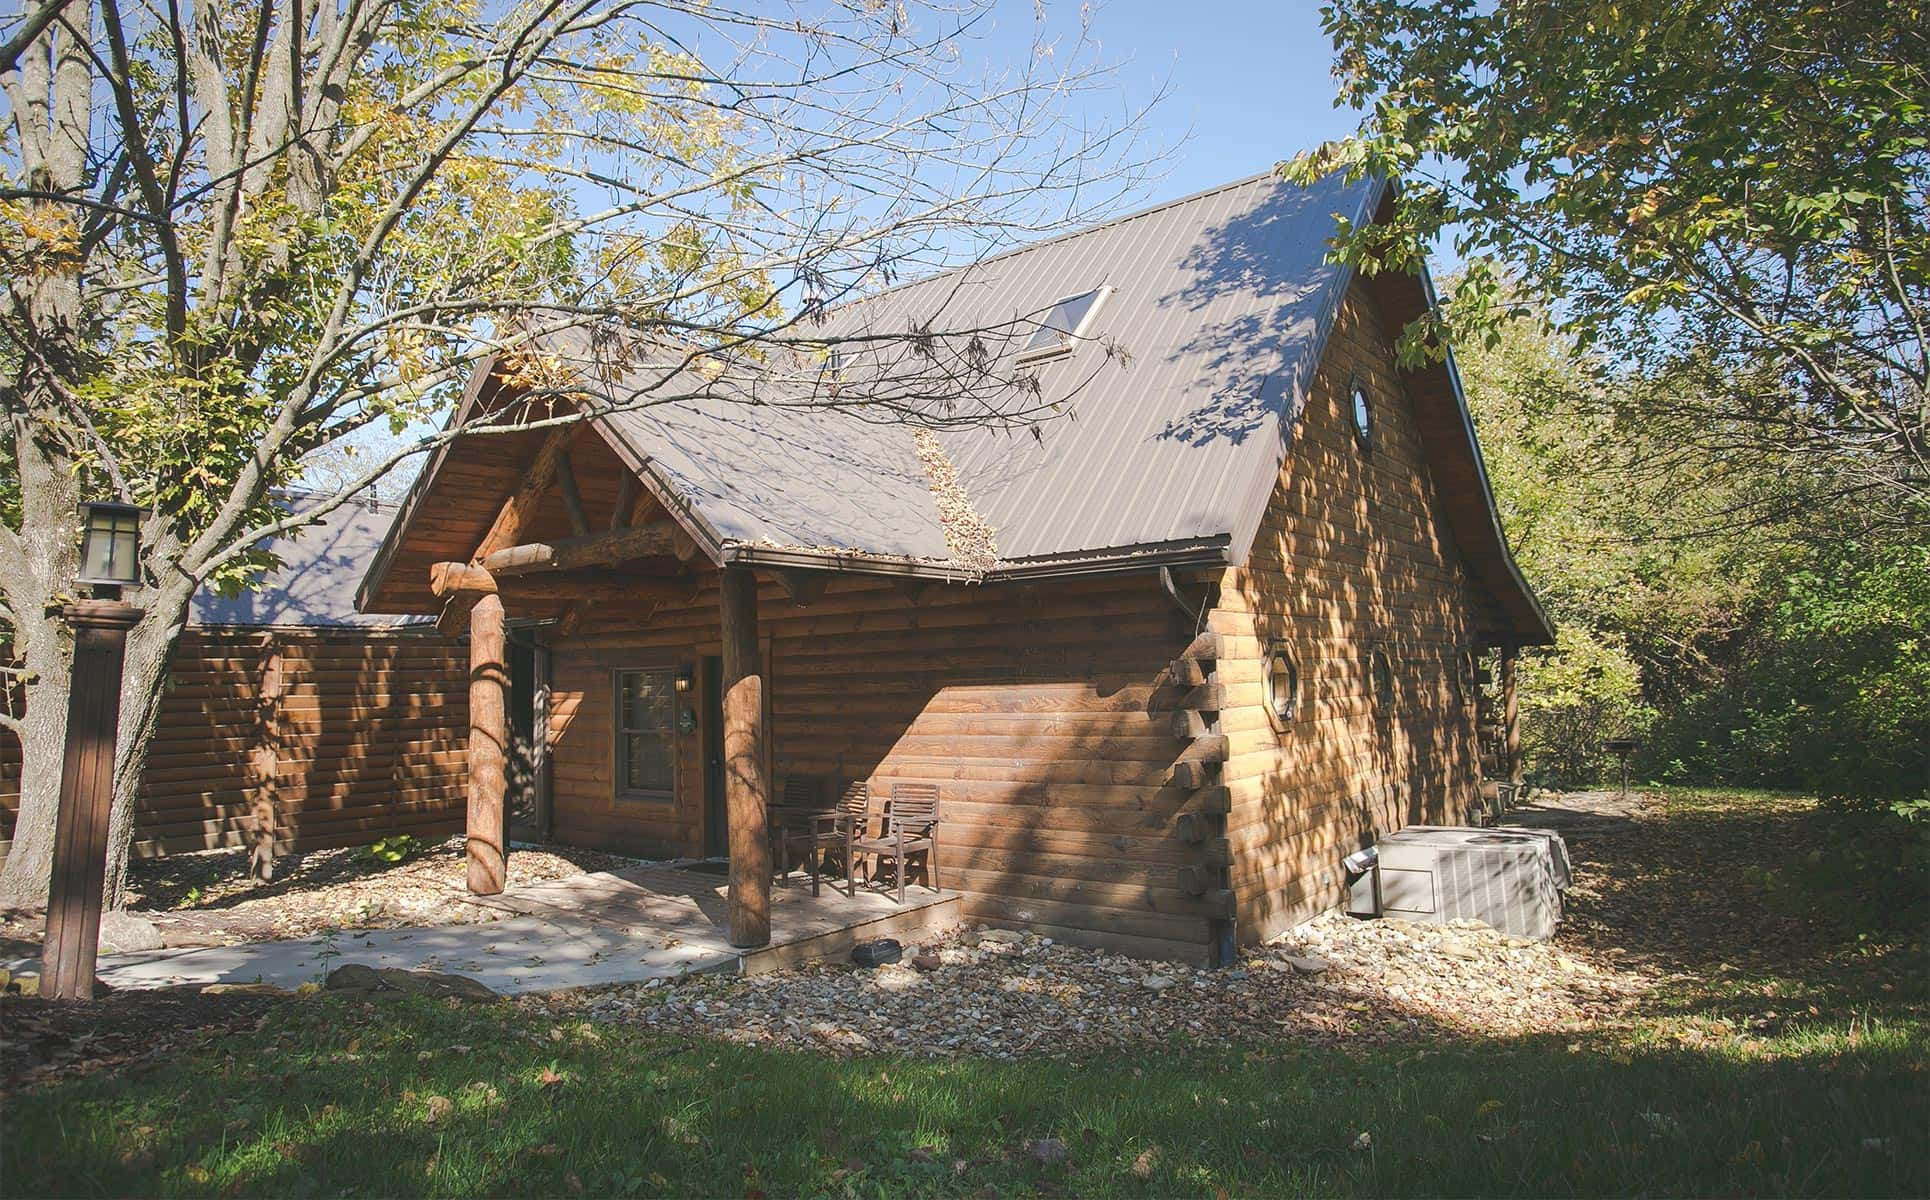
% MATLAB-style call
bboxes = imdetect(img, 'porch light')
[77,501,145,589]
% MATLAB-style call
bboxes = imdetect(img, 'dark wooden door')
[701,654,727,857]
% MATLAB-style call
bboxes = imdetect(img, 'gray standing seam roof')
[570,171,1381,569]
[193,496,428,629]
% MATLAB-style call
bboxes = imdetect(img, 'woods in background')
[1290,0,1927,811]
[1458,300,1928,807]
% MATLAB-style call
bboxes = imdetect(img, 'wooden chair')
[768,775,823,879]
[850,782,941,904]
[800,780,872,897]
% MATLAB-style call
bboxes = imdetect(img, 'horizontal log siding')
[0,628,468,859]
[545,573,1217,963]
[1219,279,1499,944]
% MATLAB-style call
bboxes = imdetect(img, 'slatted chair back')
[834,779,870,820]
[781,775,824,811]
[887,782,941,834]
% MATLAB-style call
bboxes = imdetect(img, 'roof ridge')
[829,168,1286,315]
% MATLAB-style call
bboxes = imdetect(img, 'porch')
[33,863,961,996]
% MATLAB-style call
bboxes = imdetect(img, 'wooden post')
[1500,644,1521,784]
[43,600,142,1002]
[720,566,771,947]
[467,593,508,895]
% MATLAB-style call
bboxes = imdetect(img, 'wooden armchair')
[801,780,872,897]
[850,782,941,903]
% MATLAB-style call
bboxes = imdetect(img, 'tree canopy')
[1287,0,1929,523]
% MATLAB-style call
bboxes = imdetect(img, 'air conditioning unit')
[1365,825,1571,940]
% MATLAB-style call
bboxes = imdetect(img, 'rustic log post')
[466,593,509,895]
[1500,644,1521,784]
[43,600,142,1002]
[720,566,771,947]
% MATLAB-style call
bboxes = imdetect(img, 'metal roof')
[570,171,1381,572]
[193,496,429,629]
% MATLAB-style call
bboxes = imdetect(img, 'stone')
[1283,955,1331,976]
[1438,941,1479,962]
[98,911,165,953]
[1140,974,1177,991]
[977,929,1024,945]
[1026,1138,1069,1165]
[202,982,290,996]
[912,953,943,972]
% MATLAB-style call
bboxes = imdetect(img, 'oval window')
[1350,379,1373,448]
[1370,647,1395,710]
[1264,642,1299,723]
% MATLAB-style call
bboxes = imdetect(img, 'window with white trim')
[1016,287,1112,361]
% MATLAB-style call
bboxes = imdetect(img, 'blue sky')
[1031,0,1358,207]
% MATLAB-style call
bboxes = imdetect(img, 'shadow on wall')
[1231,281,1489,936]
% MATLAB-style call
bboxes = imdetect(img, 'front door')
[701,654,728,857]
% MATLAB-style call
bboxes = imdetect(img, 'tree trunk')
[0,620,73,909]
[99,590,194,908]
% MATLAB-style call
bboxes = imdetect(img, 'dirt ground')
[0,835,643,957]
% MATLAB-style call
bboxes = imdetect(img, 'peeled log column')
[466,593,508,895]
[1501,645,1521,784]
[720,566,771,947]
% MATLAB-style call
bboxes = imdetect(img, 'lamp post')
[42,502,146,1002]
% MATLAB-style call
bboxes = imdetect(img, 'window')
[1350,377,1373,448]
[1017,287,1111,361]
[1370,647,1395,711]
[615,668,677,800]
[1264,641,1300,724]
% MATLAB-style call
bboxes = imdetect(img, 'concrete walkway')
[6,864,959,996]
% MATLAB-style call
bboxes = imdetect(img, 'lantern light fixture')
[76,500,146,591]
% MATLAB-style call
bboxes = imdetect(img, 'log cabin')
[357,172,1554,965]
[1,495,480,872]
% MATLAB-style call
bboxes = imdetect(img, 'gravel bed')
[525,913,1649,1058]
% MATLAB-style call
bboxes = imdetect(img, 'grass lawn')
[5,789,1926,1198]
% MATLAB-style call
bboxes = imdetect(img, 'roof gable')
[360,170,1552,642]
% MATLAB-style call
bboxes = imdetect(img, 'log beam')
[721,566,772,947]
[476,426,575,560]
[429,561,695,606]
[609,473,639,530]
[466,594,508,895]
[554,449,591,536]
[483,522,682,576]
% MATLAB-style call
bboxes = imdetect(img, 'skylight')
[1017,287,1111,361]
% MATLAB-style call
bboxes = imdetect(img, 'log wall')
[544,573,1225,963]
[0,627,470,861]
[1214,279,1504,943]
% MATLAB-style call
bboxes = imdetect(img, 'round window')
[1264,642,1299,723]
[1350,379,1373,447]
[1370,647,1395,709]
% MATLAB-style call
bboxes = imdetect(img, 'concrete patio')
[9,864,960,996]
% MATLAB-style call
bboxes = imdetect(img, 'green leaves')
[1295,0,1930,520]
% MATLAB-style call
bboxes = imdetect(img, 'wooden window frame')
[1348,372,1374,451]
[1263,640,1301,729]
[1369,645,1396,713]
[612,665,679,805]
